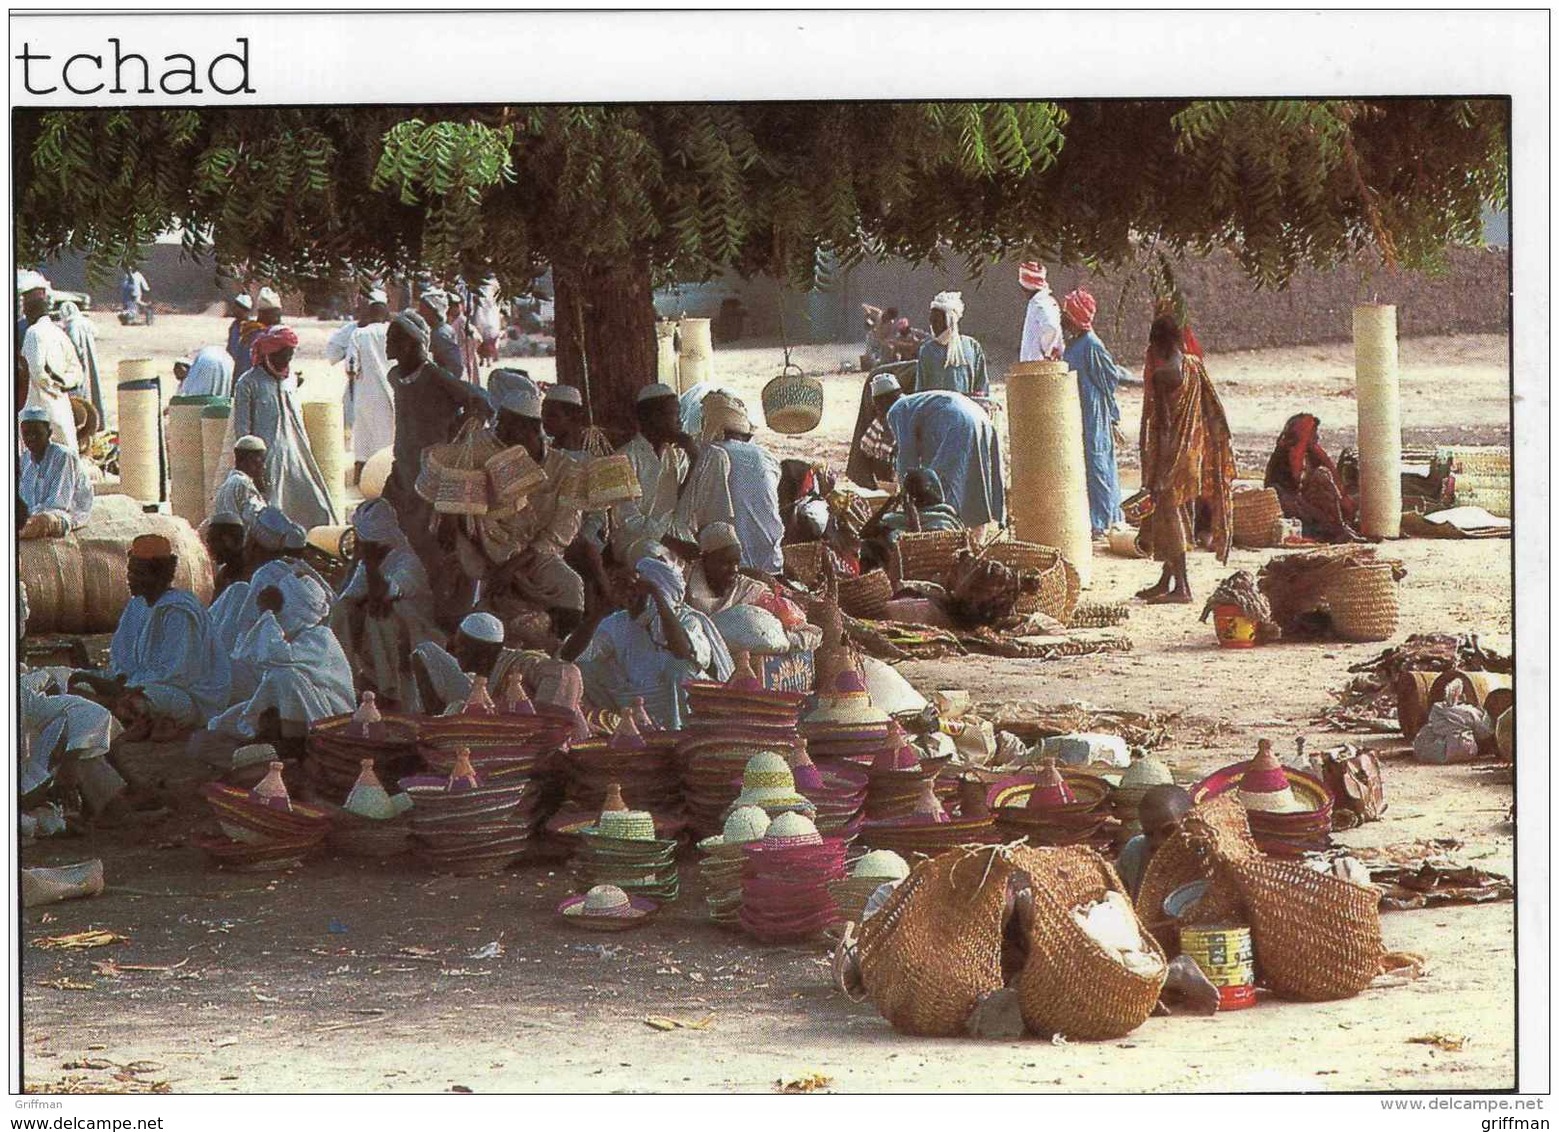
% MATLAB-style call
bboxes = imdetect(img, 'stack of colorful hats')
[326,758,414,859]
[305,693,423,804]
[860,778,998,859]
[680,660,806,838]
[400,749,545,874]
[1110,751,1175,839]
[574,788,681,901]
[1192,740,1334,856]
[555,884,659,932]
[554,713,684,841]
[792,744,870,838]
[696,805,771,928]
[800,667,895,763]
[417,708,572,783]
[828,849,911,923]
[988,760,1119,848]
[722,751,816,823]
[862,722,948,822]
[738,812,847,943]
[199,758,332,870]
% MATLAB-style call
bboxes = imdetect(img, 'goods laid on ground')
[829,850,910,924]
[698,806,771,928]
[556,884,659,932]
[1192,741,1334,857]
[573,800,680,902]
[1231,487,1284,549]
[988,762,1118,849]
[325,759,414,859]
[400,749,546,876]
[739,813,847,943]
[1110,752,1176,838]
[198,760,330,870]
[1256,546,1405,642]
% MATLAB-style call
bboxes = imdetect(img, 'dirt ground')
[19,314,1516,1093]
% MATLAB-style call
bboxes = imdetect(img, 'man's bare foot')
[1147,590,1194,604]
[1135,579,1172,601]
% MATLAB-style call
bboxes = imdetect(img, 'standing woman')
[229,326,338,530]
[1136,313,1235,604]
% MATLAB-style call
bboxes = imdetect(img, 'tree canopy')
[16,98,1507,292]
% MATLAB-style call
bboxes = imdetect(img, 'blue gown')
[887,392,1005,528]
[1063,331,1128,533]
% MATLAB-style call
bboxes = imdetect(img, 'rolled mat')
[359,446,394,502]
[168,394,221,526]
[678,353,712,395]
[656,329,680,389]
[116,376,165,504]
[1004,360,1093,588]
[200,401,232,500]
[302,400,348,515]
[1353,305,1402,539]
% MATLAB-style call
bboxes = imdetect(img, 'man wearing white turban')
[915,291,989,397]
[575,555,734,728]
[685,522,770,616]
[329,497,442,711]
[20,277,84,448]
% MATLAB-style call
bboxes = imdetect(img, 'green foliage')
[14,98,1506,295]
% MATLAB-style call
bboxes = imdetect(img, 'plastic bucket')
[1180,924,1257,1011]
[1212,603,1259,649]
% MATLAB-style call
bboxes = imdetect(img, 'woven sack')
[1322,562,1400,642]
[1232,488,1284,548]
[894,529,972,584]
[1134,795,1257,939]
[855,846,1014,1037]
[982,541,1079,621]
[1012,846,1166,1040]
[838,570,893,619]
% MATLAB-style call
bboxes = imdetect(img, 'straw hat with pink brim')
[728,752,815,814]
[557,884,659,930]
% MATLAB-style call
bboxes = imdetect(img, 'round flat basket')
[762,366,825,435]
[1322,562,1400,642]
[838,569,893,619]
[895,530,972,584]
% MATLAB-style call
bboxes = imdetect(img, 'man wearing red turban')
[1060,287,1131,535]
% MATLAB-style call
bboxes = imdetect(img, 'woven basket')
[1321,563,1400,642]
[1135,796,1257,940]
[783,542,825,588]
[855,847,1014,1037]
[486,444,547,507]
[1232,488,1284,548]
[1211,853,1383,1002]
[416,423,502,516]
[895,529,972,584]
[1013,846,1166,1040]
[762,365,825,435]
[584,453,641,508]
[981,540,1079,621]
[838,570,892,619]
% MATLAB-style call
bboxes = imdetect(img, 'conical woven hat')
[601,783,629,813]
[447,748,479,792]
[251,761,292,812]
[611,710,646,750]
[1025,759,1074,811]
[1237,740,1302,813]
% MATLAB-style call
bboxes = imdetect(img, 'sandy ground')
[20,315,1516,1093]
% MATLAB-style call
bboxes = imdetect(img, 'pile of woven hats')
[792,744,870,838]
[739,812,847,943]
[416,695,573,783]
[1192,740,1334,856]
[829,848,910,923]
[988,759,1119,848]
[304,692,422,805]
[697,805,771,928]
[574,787,681,901]
[553,712,684,843]
[399,748,545,874]
[680,658,806,838]
[722,751,816,823]
[199,757,332,870]
[862,722,949,822]
[800,664,895,763]
[860,774,998,859]
[325,758,414,859]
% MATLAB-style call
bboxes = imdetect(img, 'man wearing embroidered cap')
[330,497,442,710]
[18,405,92,538]
[1061,287,1129,534]
[915,291,989,396]
[68,534,230,741]
[228,324,337,530]
[19,271,84,448]
[447,368,588,637]
[211,435,269,533]
[1018,261,1064,363]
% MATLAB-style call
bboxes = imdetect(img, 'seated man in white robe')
[204,509,248,597]
[330,497,442,712]
[18,405,93,537]
[211,434,269,532]
[446,371,589,639]
[686,522,771,616]
[207,571,355,743]
[411,611,586,726]
[20,671,127,822]
[575,556,733,729]
[703,397,784,573]
[68,534,231,742]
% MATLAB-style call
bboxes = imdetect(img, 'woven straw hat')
[595,809,657,842]
[698,804,773,851]
[761,811,823,848]
[557,884,657,926]
[1025,759,1076,812]
[730,752,813,812]
[803,669,891,727]
[851,849,910,880]
[1119,752,1174,791]
[1236,740,1303,814]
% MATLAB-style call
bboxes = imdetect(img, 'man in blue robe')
[1061,288,1128,535]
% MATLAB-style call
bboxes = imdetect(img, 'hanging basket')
[486,444,547,508]
[416,421,503,516]
[584,453,641,509]
[762,364,825,435]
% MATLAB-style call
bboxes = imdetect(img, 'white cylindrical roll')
[1354,305,1402,539]
[302,400,348,515]
[201,403,232,500]
[116,374,163,505]
[678,316,714,392]
[166,399,209,524]
[1004,359,1093,587]
[657,332,681,390]
[677,354,712,393]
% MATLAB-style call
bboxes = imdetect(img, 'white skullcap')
[698,522,741,554]
[419,289,450,318]
[365,288,388,304]
[636,383,678,404]
[489,369,542,418]
[459,612,506,644]
[234,434,268,453]
[545,384,583,407]
[256,287,282,312]
[16,270,49,294]
[871,374,902,397]
[18,406,50,424]
[232,293,254,311]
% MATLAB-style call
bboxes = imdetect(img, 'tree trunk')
[552,256,657,445]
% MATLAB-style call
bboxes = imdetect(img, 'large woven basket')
[1134,795,1257,944]
[838,570,892,619]
[416,423,503,516]
[981,540,1080,621]
[783,542,825,588]
[762,365,825,435]
[1321,562,1400,642]
[1232,488,1284,548]
[855,847,1014,1037]
[486,444,547,507]
[894,529,972,584]
[1013,846,1166,1040]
